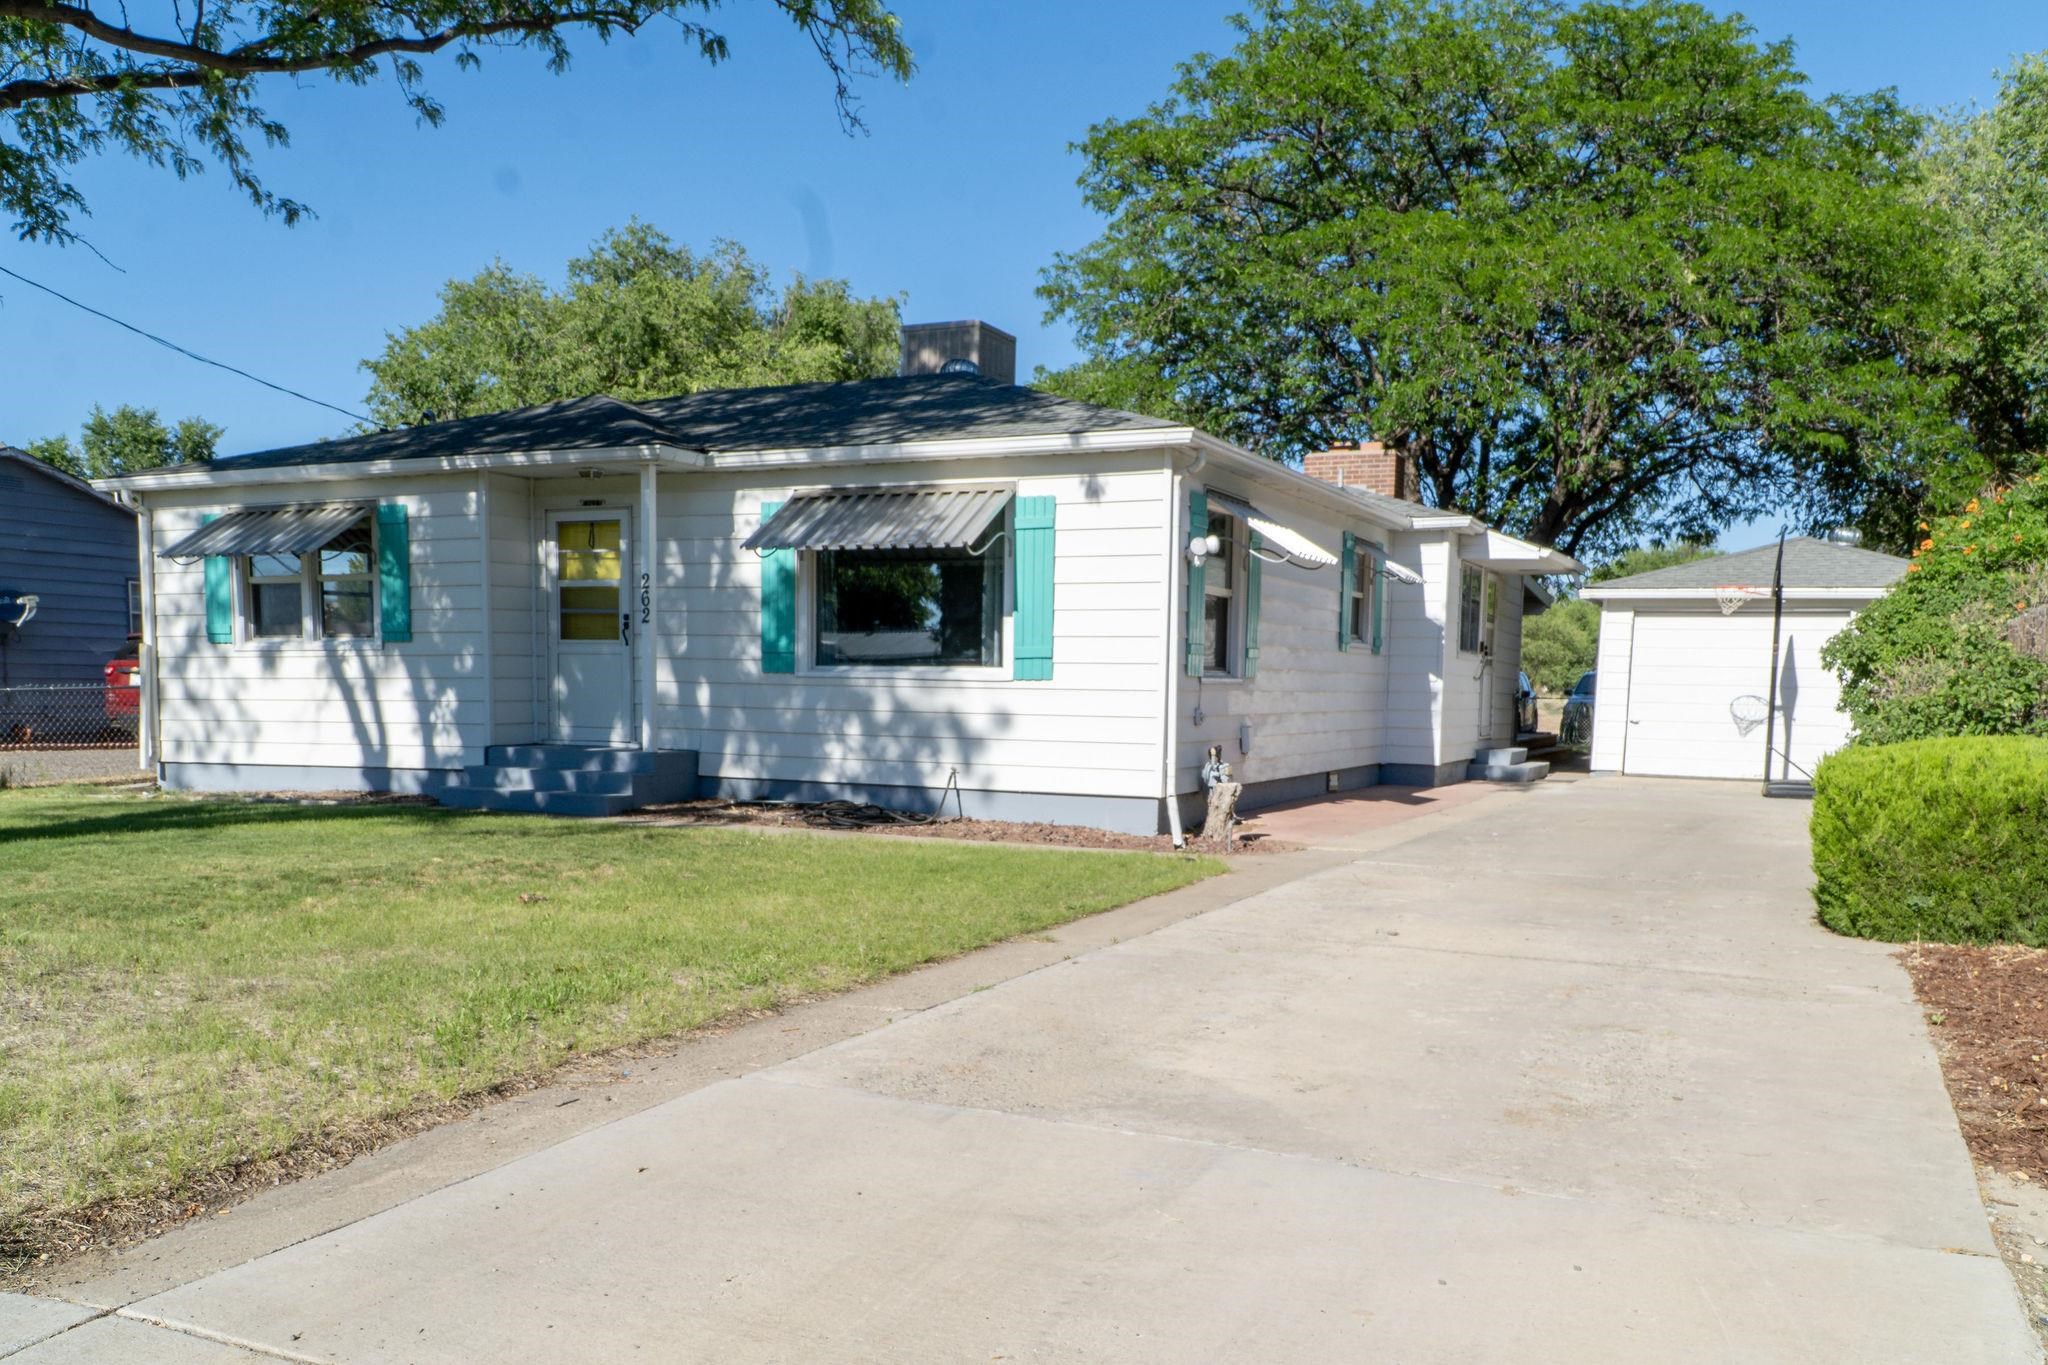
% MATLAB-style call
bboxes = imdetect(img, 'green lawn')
[0,786,1217,1257]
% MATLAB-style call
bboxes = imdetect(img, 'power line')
[0,262,369,425]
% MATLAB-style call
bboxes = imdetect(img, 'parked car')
[104,654,140,731]
[1561,670,1596,748]
[1515,670,1538,735]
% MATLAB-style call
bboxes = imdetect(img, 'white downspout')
[1161,448,1206,848]
[133,499,158,774]
[637,460,659,752]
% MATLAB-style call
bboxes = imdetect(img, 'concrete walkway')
[8,777,2033,1362]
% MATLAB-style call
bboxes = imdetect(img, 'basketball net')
[1730,694,1770,735]
[1715,585,1765,616]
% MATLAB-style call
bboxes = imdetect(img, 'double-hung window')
[1348,562,1371,644]
[1203,514,1243,676]
[243,515,376,641]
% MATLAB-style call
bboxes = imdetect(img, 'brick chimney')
[1302,441,1416,501]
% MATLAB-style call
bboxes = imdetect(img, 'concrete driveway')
[7,777,2033,1362]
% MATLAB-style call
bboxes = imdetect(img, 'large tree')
[360,221,901,424]
[1040,0,1953,559]
[0,0,910,245]
[25,403,222,478]
[1914,54,2048,497]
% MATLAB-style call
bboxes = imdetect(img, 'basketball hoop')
[1714,585,1766,616]
[1730,694,1770,735]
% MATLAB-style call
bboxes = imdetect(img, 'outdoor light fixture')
[1186,533,1221,563]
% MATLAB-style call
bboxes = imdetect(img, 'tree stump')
[1198,781,1243,851]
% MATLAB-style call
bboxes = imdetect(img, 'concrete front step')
[1468,759,1551,784]
[484,744,691,774]
[439,787,637,817]
[440,747,699,816]
[1472,746,1529,767]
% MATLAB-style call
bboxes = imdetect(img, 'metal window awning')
[1206,492,1338,568]
[160,504,370,563]
[744,487,1012,553]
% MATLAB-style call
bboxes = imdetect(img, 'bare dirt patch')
[1904,944,2048,1182]
[630,799,1298,854]
[1902,943,2048,1345]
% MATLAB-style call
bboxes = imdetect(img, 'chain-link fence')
[0,682,138,750]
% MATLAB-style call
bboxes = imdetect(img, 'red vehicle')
[104,655,140,727]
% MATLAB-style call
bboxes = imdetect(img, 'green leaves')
[1042,0,1951,559]
[25,403,222,479]
[1,1,912,245]
[359,222,902,425]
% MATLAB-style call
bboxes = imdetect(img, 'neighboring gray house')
[0,444,140,689]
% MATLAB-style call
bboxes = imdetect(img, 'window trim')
[1347,564,1371,644]
[796,509,1015,678]
[234,515,380,646]
[1202,512,1247,680]
[126,578,142,639]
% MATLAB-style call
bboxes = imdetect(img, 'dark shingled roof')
[206,375,1180,471]
[1592,537,1908,592]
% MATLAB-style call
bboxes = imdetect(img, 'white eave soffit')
[1461,528,1583,574]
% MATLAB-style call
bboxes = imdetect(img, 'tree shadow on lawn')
[6,795,502,847]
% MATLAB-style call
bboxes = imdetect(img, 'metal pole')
[1760,530,1787,788]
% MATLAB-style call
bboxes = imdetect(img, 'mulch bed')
[1902,944,2048,1181]
[630,799,1295,855]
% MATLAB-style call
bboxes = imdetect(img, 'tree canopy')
[1040,0,1952,560]
[360,222,902,425]
[0,0,910,245]
[1911,54,2048,505]
[24,404,222,479]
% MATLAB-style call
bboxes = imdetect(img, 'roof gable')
[1589,537,1906,594]
[0,444,135,515]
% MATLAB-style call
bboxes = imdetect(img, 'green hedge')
[1812,736,2048,944]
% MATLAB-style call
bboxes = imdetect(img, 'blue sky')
[6,0,2044,548]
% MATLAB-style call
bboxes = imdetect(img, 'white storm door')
[547,511,634,745]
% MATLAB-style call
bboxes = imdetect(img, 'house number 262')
[639,573,652,624]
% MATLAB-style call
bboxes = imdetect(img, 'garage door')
[1623,610,1856,780]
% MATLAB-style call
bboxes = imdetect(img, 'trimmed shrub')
[1812,736,2048,944]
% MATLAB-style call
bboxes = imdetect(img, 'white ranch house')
[100,327,1576,836]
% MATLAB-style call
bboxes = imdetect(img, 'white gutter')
[94,443,711,493]
[637,459,659,752]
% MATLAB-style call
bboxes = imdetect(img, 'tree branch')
[0,2,648,111]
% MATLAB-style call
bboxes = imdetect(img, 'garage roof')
[1583,537,1907,601]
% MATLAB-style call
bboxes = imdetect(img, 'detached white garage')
[1581,538,1906,782]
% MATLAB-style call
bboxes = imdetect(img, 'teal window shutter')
[201,513,232,644]
[1369,542,1386,654]
[1012,496,1056,680]
[759,499,796,674]
[1243,530,1263,678]
[1338,531,1356,652]
[375,502,412,643]
[1185,489,1208,676]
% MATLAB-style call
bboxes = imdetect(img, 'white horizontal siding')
[148,478,489,773]
[1172,480,1394,794]
[1589,607,1634,772]
[654,455,1175,802]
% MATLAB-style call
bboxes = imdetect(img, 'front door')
[547,511,634,744]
